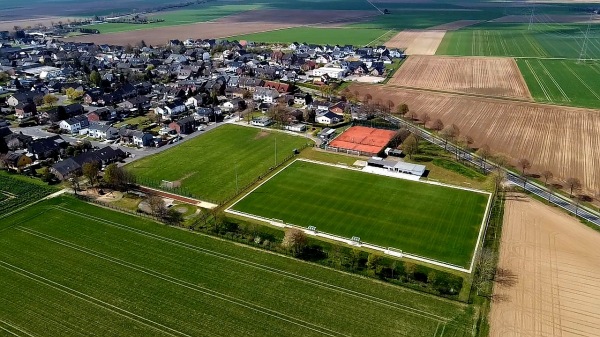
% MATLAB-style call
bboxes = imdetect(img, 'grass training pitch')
[232,161,490,267]
[127,124,311,203]
[0,196,474,337]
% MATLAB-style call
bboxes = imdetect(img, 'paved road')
[384,115,600,226]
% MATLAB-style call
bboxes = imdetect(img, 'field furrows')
[0,200,474,337]
[389,56,532,99]
[350,83,600,194]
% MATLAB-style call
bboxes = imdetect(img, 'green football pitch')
[232,160,490,268]
[127,124,312,203]
[0,196,474,336]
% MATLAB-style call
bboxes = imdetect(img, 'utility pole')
[578,13,594,63]
[528,5,535,31]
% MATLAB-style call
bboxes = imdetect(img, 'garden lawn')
[232,160,489,267]
[231,27,391,46]
[127,124,311,203]
[0,196,474,336]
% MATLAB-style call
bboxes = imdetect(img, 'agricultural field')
[348,9,504,30]
[517,58,600,109]
[349,83,600,195]
[436,23,600,59]
[84,4,259,34]
[127,124,311,203]
[231,160,490,268]
[389,56,532,99]
[0,172,57,217]
[231,27,391,46]
[490,195,600,337]
[385,30,447,55]
[0,196,475,337]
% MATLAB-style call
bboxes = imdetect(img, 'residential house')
[7,92,43,107]
[285,124,306,132]
[87,107,115,123]
[121,95,151,112]
[155,101,186,118]
[119,128,154,147]
[51,146,126,180]
[169,115,197,134]
[4,151,33,171]
[27,135,66,160]
[312,67,346,79]
[251,116,273,127]
[263,81,291,94]
[316,111,342,125]
[253,87,279,103]
[88,124,118,140]
[4,132,33,151]
[59,115,89,133]
[15,102,37,119]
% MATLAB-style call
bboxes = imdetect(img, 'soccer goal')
[161,180,181,189]
[387,247,403,258]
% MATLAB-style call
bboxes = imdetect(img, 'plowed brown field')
[384,30,446,55]
[490,195,600,337]
[350,83,600,193]
[389,56,532,99]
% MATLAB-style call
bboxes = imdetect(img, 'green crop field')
[231,160,490,267]
[0,196,474,336]
[436,23,600,58]
[84,4,257,33]
[0,171,57,217]
[127,125,312,203]
[517,59,600,109]
[232,27,392,46]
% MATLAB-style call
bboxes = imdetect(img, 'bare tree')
[517,158,532,176]
[431,119,444,131]
[474,248,496,296]
[440,124,460,150]
[402,134,419,159]
[495,268,518,288]
[67,173,82,195]
[386,100,395,115]
[82,161,100,189]
[282,228,308,257]
[541,170,553,186]
[565,177,581,198]
[147,195,167,218]
[420,112,431,127]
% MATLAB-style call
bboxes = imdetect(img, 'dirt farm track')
[388,56,532,99]
[351,83,600,194]
[490,195,600,337]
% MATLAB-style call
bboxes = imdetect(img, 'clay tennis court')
[329,126,397,156]
[490,194,600,337]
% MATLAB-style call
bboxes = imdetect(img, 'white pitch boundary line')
[17,227,347,337]
[228,159,491,273]
[52,206,451,323]
[0,261,189,337]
